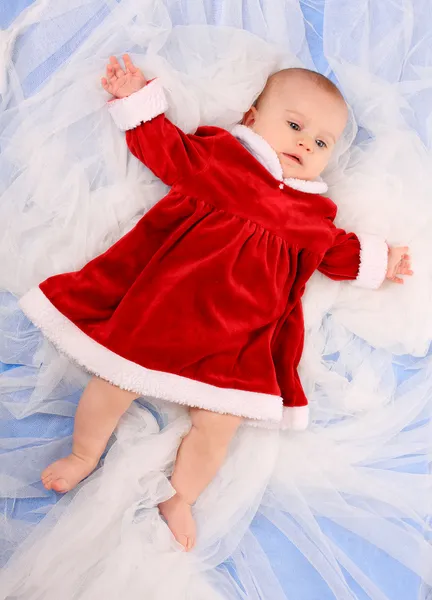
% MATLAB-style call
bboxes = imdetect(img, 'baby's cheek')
[316,153,331,172]
[306,157,327,179]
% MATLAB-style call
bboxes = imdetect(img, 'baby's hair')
[255,68,345,108]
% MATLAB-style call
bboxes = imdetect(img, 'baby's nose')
[297,137,313,152]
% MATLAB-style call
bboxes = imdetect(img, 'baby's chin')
[280,156,325,182]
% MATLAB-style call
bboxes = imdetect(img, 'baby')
[20,55,412,551]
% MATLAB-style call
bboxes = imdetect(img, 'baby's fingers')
[101,77,112,93]
[390,275,404,284]
[105,63,116,83]
[110,55,125,77]
[399,257,413,275]
[123,54,138,74]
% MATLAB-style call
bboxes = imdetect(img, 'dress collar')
[231,124,328,195]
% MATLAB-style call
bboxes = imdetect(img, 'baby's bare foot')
[159,494,196,551]
[41,453,98,493]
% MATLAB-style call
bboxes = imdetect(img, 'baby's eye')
[288,121,300,131]
[316,139,327,148]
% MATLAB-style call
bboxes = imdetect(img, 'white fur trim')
[247,405,309,431]
[281,405,309,430]
[247,405,309,430]
[283,177,328,195]
[108,79,169,132]
[352,234,388,290]
[231,124,328,195]
[19,287,283,424]
[232,124,282,181]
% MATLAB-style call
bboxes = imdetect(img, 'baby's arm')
[318,227,413,289]
[102,55,217,187]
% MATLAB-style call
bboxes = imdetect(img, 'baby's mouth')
[282,152,302,165]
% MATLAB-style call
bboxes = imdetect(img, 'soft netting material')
[0,1,432,599]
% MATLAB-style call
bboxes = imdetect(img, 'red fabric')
[39,114,361,412]
[318,225,361,281]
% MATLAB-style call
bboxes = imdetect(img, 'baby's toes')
[186,535,195,552]
[51,478,69,493]
[41,470,53,483]
[42,477,53,490]
[177,534,189,551]
[41,466,52,479]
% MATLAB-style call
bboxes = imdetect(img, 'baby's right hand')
[101,54,147,99]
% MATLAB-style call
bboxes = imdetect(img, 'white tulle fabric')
[0,1,432,599]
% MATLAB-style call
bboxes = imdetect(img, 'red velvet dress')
[19,80,388,429]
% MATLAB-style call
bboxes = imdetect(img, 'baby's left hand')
[386,246,413,284]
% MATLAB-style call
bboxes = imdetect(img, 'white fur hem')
[19,287,283,424]
[281,405,309,430]
[247,405,309,430]
[231,124,328,194]
[352,234,388,290]
[108,79,169,131]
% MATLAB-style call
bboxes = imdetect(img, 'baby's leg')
[42,377,139,493]
[159,408,242,551]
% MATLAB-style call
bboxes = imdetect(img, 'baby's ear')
[242,106,257,127]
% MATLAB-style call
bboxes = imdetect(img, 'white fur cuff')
[352,234,388,290]
[108,79,169,131]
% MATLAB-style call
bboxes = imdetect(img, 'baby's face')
[244,76,348,181]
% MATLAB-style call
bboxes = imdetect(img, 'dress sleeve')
[318,226,388,290]
[107,79,215,187]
